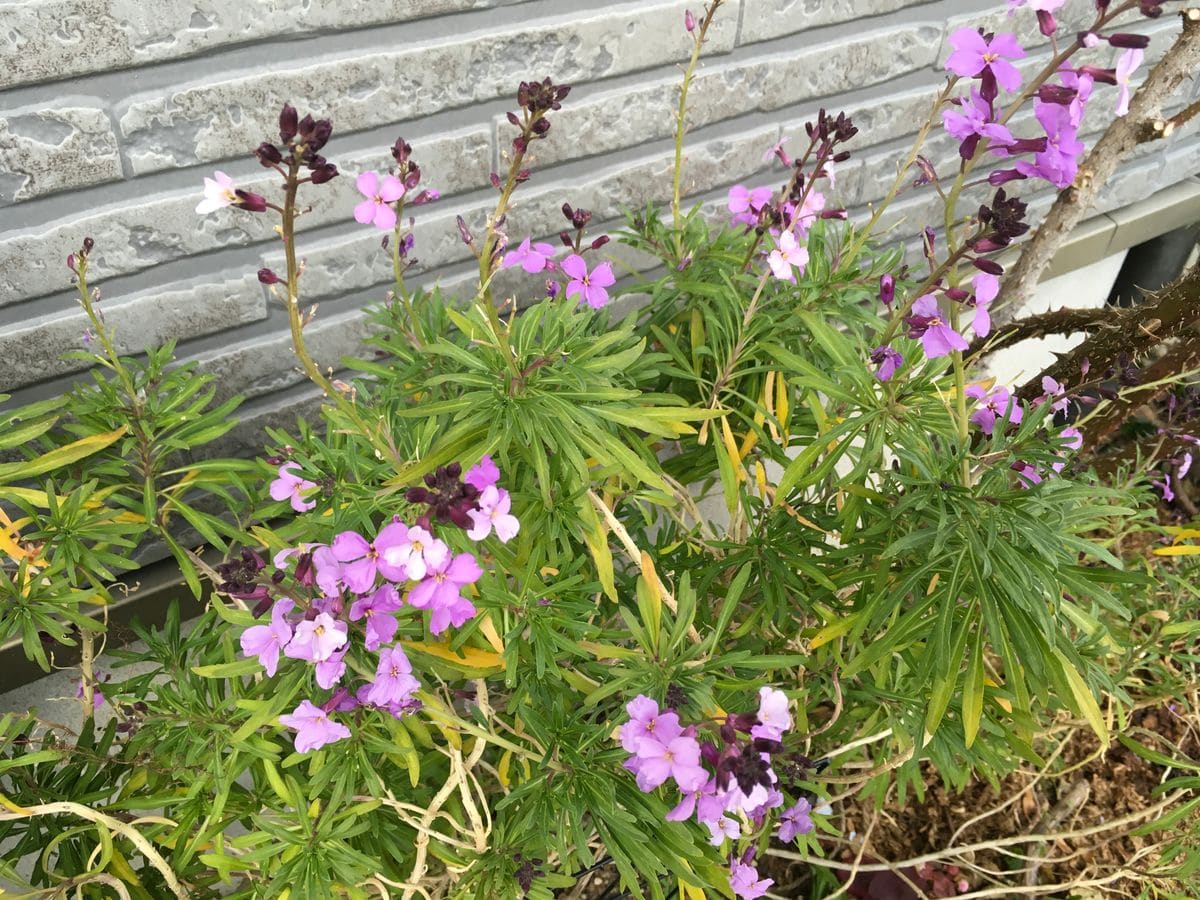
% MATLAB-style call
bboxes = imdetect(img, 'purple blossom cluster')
[499,202,616,309]
[231,456,518,753]
[621,688,816,899]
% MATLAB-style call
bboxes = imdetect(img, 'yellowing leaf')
[719,417,748,483]
[1053,649,1109,748]
[0,426,127,486]
[402,641,504,673]
[479,613,505,655]
[809,613,859,650]
[1152,544,1200,556]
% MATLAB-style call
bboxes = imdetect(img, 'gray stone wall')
[2,0,1198,455]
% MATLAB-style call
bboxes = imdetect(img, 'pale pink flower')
[196,171,238,214]
[354,171,405,231]
[467,485,520,543]
[767,231,808,282]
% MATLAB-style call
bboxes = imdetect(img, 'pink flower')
[767,231,809,282]
[633,731,708,792]
[778,798,814,842]
[943,89,1014,159]
[467,485,520,543]
[728,184,773,227]
[353,171,405,231]
[349,584,403,651]
[284,612,348,663]
[871,346,904,382]
[1015,102,1084,188]
[906,295,968,358]
[945,28,1026,94]
[750,686,791,741]
[562,254,615,309]
[966,384,1023,435]
[315,648,346,689]
[279,700,351,753]
[269,462,316,513]
[366,645,420,707]
[970,271,998,337]
[240,598,294,676]
[1115,49,1143,117]
[465,455,500,491]
[787,190,826,235]
[502,237,557,273]
[407,551,482,635]
[729,861,773,900]
[196,171,239,214]
[380,526,449,582]
[706,814,741,846]
[331,521,412,592]
[620,695,681,752]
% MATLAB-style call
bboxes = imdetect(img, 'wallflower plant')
[4,2,1200,898]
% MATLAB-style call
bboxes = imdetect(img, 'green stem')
[949,304,971,486]
[672,2,724,260]
[390,202,421,347]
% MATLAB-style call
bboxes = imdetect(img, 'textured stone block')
[531,23,939,168]
[116,1,739,175]
[0,106,122,203]
[194,309,376,404]
[0,275,264,389]
[2,0,526,90]
[0,127,490,305]
[739,0,932,44]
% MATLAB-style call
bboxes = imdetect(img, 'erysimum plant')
[5,1,1200,898]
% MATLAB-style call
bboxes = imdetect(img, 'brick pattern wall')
[2,0,1198,455]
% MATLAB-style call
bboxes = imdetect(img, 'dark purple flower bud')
[969,236,1007,252]
[685,8,696,32]
[831,149,852,163]
[980,67,999,106]
[400,233,415,257]
[255,142,283,166]
[514,168,531,183]
[879,273,895,306]
[922,227,936,260]
[1077,65,1117,85]
[489,172,502,189]
[821,208,848,220]
[512,135,527,154]
[1138,0,1164,17]
[456,215,474,245]
[944,286,970,302]
[545,279,560,299]
[530,117,551,136]
[404,166,422,190]
[298,115,333,152]
[988,168,1026,186]
[559,231,573,247]
[972,257,1004,276]
[234,189,268,212]
[391,138,412,165]
[1038,84,1078,105]
[571,207,592,229]
[506,111,522,128]
[82,236,94,254]
[1108,32,1151,49]
[258,267,280,285]
[1006,137,1049,154]
[561,202,575,222]
[959,132,983,161]
[1036,9,1057,37]
[590,235,610,250]
[1094,0,1110,9]
[309,162,338,184]
[279,103,298,143]
[67,253,76,273]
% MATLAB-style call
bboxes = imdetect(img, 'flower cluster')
[500,203,616,308]
[621,688,815,899]
[353,136,440,232]
[234,456,519,753]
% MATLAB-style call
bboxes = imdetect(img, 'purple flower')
[465,455,500,491]
[1154,472,1175,503]
[729,861,773,900]
[767,231,809,282]
[1016,102,1085,188]
[1038,376,1070,414]
[750,686,791,741]
[240,598,295,676]
[778,798,815,842]
[353,171,405,231]
[1058,65,1093,127]
[284,612,348,663]
[666,777,721,821]
[906,295,968,358]
[407,552,482,635]
[279,700,351,753]
[349,583,403,651]
[945,28,1026,96]
[315,648,346,689]
[269,462,316,513]
[970,271,998,337]
[706,813,741,846]
[366,645,420,707]
[330,530,383,594]
[786,190,826,235]
[728,184,773,227]
[562,254,615,309]
[311,545,344,598]
[942,89,1014,158]
[380,525,449,582]
[467,485,520,543]
[871,346,904,382]
[966,384,1023,435]
[502,237,558,274]
[633,730,708,792]
[1179,451,1193,479]
[1115,49,1143,117]
[620,695,681,752]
